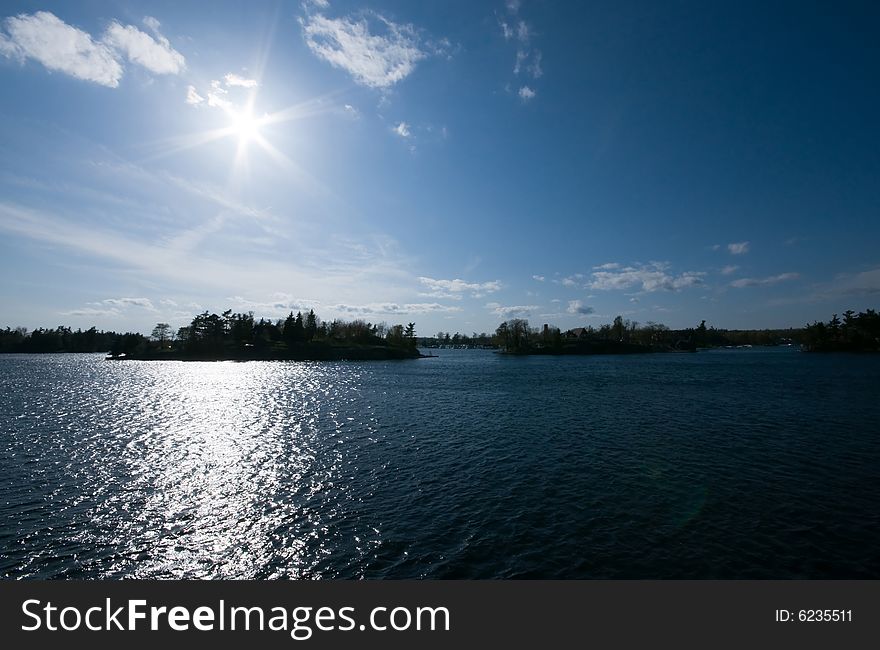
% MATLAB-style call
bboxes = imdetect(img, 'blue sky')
[1,0,878,335]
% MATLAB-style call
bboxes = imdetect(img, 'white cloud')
[594,262,620,270]
[224,72,257,87]
[206,79,232,110]
[142,16,162,34]
[567,300,595,315]
[532,275,545,282]
[514,48,528,74]
[590,262,706,292]
[99,297,156,310]
[229,294,318,316]
[499,20,514,40]
[528,50,543,78]
[808,266,880,300]
[486,302,539,319]
[185,84,204,105]
[0,11,123,87]
[518,85,536,101]
[102,20,185,75]
[730,272,799,288]
[500,0,543,87]
[506,0,522,13]
[393,121,411,138]
[61,307,122,318]
[727,241,750,255]
[720,265,739,275]
[418,277,501,299]
[332,302,461,316]
[301,11,430,89]
[228,294,460,318]
[0,33,15,57]
[67,297,158,316]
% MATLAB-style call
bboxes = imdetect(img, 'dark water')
[1,348,878,579]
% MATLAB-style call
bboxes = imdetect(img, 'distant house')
[565,327,590,339]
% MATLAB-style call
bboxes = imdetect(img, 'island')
[105,309,426,361]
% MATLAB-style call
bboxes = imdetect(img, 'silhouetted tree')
[151,323,171,345]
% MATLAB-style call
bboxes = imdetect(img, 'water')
[1,348,878,579]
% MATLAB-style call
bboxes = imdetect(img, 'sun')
[230,108,261,144]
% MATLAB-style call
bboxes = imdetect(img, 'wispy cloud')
[228,293,319,316]
[300,9,441,89]
[60,307,123,318]
[189,73,259,111]
[418,277,501,300]
[730,272,799,288]
[0,11,123,87]
[332,302,461,316]
[527,50,542,78]
[0,197,414,314]
[727,241,750,255]
[589,262,705,292]
[185,84,204,105]
[99,297,156,310]
[808,266,880,300]
[720,265,739,275]
[498,1,543,95]
[228,293,460,318]
[486,302,539,318]
[224,72,257,87]
[102,18,185,75]
[532,274,545,281]
[567,300,595,315]
[205,79,232,109]
[393,121,411,138]
[62,296,157,318]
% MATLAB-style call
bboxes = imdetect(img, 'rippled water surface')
[1,349,878,578]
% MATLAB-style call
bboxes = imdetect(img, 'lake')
[1,348,878,578]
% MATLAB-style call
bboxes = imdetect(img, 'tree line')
[0,326,140,353]
[801,309,880,352]
[4,308,876,355]
[420,331,496,348]
[1,309,420,357]
[491,315,807,354]
[127,309,419,357]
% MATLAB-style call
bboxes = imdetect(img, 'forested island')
[111,310,425,361]
[1,308,876,358]
[0,310,423,360]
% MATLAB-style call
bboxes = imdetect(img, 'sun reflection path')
[81,360,381,579]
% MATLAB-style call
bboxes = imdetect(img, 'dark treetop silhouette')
[1,308,876,358]
[102,309,424,361]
